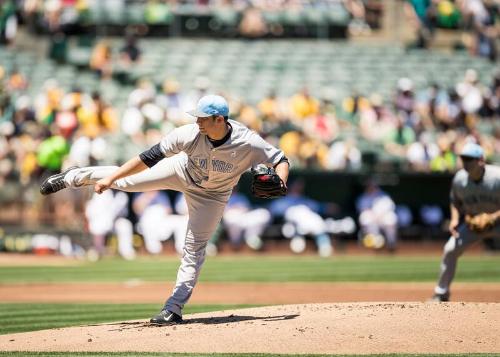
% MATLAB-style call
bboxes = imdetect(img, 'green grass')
[1,256,498,356]
[0,353,497,357]
[0,303,255,335]
[0,255,499,283]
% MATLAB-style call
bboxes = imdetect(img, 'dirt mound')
[3,282,500,303]
[1,303,499,354]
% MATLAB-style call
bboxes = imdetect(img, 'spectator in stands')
[480,71,499,119]
[406,131,440,171]
[54,102,78,139]
[345,0,372,36]
[289,87,320,121]
[0,0,17,45]
[239,5,268,38]
[36,131,70,174]
[456,69,484,125]
[85,190,136,260]
[434,88,465,129]
[12,95,35,135]
[90,41,113,79]
[325,137,362,171]
[34,79,63,125]
[302,101,339,144]
[356,180,398,252]
[156,78,189,125]
[119,34,142,65]
[384,116,416,158]
[88,91,119,135]
[279,129,328,169]
[6,68,28,92]
[129,78,156,108]
[404,0,437,49]
[415,83,446,130]
[67,132,98,168]
[460,0,490,27]
[279,130,303,168]
[359,93,398,142]
[258,91,288,133]
[491,125,500,158]
[239,101,264,132]
[430,133,457,172]
[460,0,498,62]
[394,77,417,126]
[435,0,461,29]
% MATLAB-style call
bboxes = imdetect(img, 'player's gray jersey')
[159,119,284,193]
[450,164,500,216]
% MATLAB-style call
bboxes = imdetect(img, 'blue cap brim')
[187,109,212,117]
[460,154,482,159]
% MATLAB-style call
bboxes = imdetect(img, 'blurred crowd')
[1,52,498,258]
[258,70,499,171]
[405,0,499,61]
[0,60,499,190]
[1,0,380,42]
[0,0,498,259]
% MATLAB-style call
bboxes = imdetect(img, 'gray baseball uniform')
[64,119,285,315]
[434,164,500,296]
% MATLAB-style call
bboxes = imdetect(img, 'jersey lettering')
[463,194,500,206]
[193,157,208,170]
[212,159,234,173]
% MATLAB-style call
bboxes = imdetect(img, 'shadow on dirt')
[184,313,299,325]
[104,314,299,331]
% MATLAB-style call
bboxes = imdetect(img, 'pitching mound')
[1,303,499,354]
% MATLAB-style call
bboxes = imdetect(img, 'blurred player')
[132,191,188,255]
[223,190,271,251]
[40,94,289,324]
[268,179,333,257]
[356,181,398,252]
[85,190,135,260]
[431,142,500,302]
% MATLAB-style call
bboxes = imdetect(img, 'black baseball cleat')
[150,310,183,325]
[429,293,450,302]
[40,166,79,195]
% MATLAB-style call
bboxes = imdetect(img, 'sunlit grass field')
[1,255,499,283]
[1,253,499,357]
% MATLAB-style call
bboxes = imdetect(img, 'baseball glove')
[251,166,287,199]
[465,213,497,233]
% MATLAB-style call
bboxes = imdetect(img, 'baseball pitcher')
[431,142,500,302]
[40,95,290,324]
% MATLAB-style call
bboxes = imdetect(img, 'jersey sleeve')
[249,132,286,167]
[139,143,164,168]
[159,124,197,157]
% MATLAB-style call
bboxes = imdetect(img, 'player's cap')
[187,95,229,118]
[459,142,484,159]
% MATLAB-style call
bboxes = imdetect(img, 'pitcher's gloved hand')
[465,213,497,233]
[251,166,287,199]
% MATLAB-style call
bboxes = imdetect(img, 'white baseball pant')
[434,222,500,296]
[65,154,230,316]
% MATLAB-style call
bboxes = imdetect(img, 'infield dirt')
[1,302,499,354]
